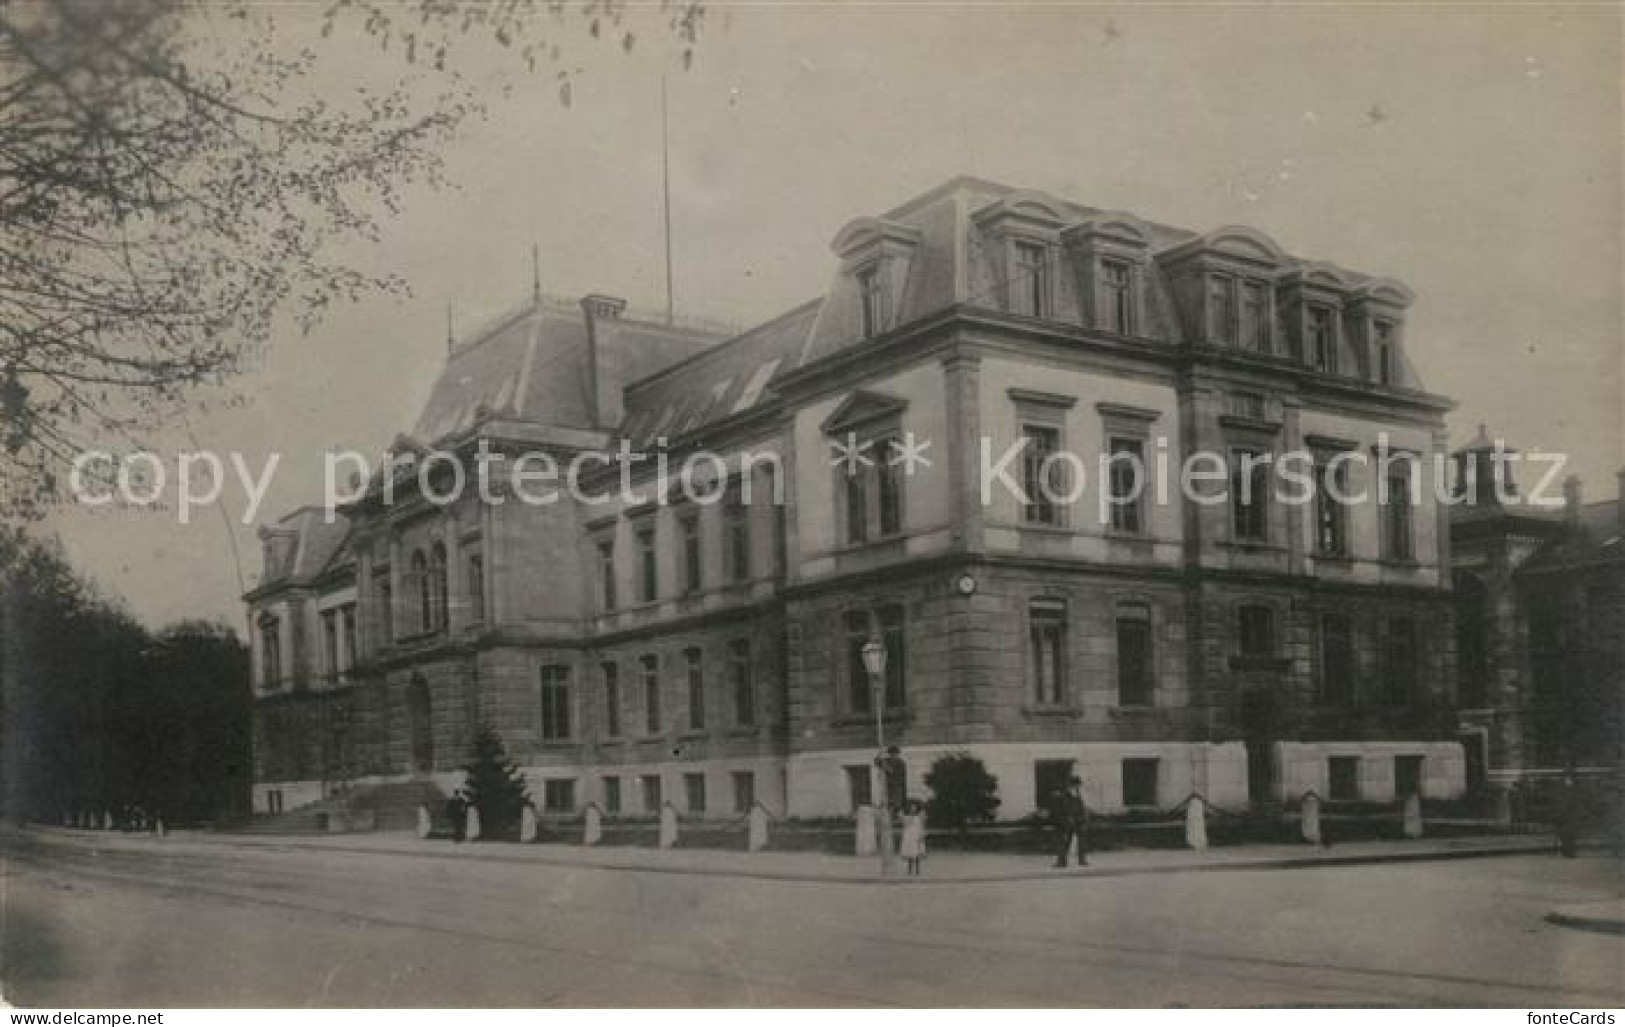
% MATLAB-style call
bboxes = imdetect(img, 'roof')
[1518,498,1624,575]
[256,507,354,592]
[413,297,724,443]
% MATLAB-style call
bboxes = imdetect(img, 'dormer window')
[1241,281,1270,352]
[1012,240,1048,317]
[1308,305,1336,372]
[1102,259,1133,334]
[1207,276,1237,344]
[1374,320,1395,384]
[857,265,883,340]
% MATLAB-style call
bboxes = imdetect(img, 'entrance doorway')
[1240,688,1282,804]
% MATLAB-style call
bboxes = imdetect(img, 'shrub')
[924,750,1000,834]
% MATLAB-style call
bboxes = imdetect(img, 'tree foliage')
[923,750,1001,834]
[460,725,530,839]
[0,0,703,514]
[0,527,251,822]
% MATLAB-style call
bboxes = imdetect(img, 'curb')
[1545,904,1625,937]
[20,828,1565,887]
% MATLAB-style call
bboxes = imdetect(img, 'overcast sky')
[46,3,1623,629]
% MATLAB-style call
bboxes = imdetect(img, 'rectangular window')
[340,605,357,673]
[376,578,393,644]
[596,538,616,611]
[729,639,755,727]
[1316,459,1349,557]
[1102,259,1133,334]
[1231,449,1269,542]
[636,524,658,603]
[1394,755,1424,799]
[1384,465,1415,561]
[1013,241,1047,317]
[1320,613,1355,707]
[1374,321,1395,384]
[260,618,282,687]
[858,266,883,339]
[467,555,485,623]
[679,513,702,594]
[684,648,705,732]
[1122,758,1160,808]
[845,765,873,812]
[1328,756,1360,801]
[601,662,621,738]
[321,609,339,680]
[1241,281,1269,351]
[1229,392,1266,420]
[1107,436,1145,535]
[1028,599,1067,706]
[731,771,755,814]
[543,779,576,813]
[845,610,874,714]
[1034,759,1076,817]
[1021,423,1062,526]
[1208,275,1236,343]
[878,604,907,710]
[1384,617,1418,706]
[1309,305,1336,372]
[641,774,662,813]
[1238,604,1275,657]
[876,436,904,537]
[724,481,750,583]
[684,772,707,815]
[602,776,622,814]
[539,665,572,741]
[843,455,868,545]
[1116,604,1154,707]
[641,655,662,736]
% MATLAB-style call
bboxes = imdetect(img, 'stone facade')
[247,177,1467,820]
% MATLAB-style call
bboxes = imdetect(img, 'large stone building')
[245,177,1467,822]
[1449,430,1624,788]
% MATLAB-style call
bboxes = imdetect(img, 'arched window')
[411,549,430,633]
[429,542,449,631]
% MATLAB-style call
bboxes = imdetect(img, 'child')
[899,799,926,876]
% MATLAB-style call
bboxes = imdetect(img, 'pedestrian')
[899,799,926,876]
[1053,776,1089,868]
[446,791,467,843]
[1556,770,1582,859]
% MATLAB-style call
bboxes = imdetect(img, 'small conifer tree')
[461,727,531,839]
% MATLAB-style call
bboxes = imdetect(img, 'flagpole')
[661,74,674,326]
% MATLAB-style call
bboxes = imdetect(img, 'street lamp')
[861,634,897,876]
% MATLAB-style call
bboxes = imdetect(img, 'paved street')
[3,830,1621,1007]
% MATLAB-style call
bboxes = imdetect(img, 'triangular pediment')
[821,389,908,435]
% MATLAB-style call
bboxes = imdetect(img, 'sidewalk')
[20,825,1570,885]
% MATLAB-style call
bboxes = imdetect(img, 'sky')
[45,2,1624,628]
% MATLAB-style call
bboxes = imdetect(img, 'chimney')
[1563,475,1583,527]
[579,294,627,429]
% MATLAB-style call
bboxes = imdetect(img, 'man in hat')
[1053,776,1090,868]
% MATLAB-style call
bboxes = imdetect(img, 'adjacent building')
[246,177,1467,822]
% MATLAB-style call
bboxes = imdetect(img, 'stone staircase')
[228,780,448,835]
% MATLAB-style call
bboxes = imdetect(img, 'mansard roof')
[251,506,353,596]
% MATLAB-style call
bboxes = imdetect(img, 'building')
[245,177,1467,822]
[1450,429,1624,787]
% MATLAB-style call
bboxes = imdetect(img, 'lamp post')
[861,634,897,876]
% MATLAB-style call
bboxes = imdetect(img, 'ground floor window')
[641,774,663,813]
[1121,758,1159,808]
[1034,759,1075,816]
[732,771,756,814]
[1394,755,1424,799]
[1328,756,1361,801]
[266,790,284,814]
[845,765,872,812]
[543,779,576,813]
[602,776,621,814]
[684,772,707,814]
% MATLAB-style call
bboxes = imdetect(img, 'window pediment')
[1159,225,1287,272]
[830,217,922,263]
[821,390,908,436]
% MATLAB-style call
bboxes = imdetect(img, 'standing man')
[446,790,467,844]
[1053,776,1089,869]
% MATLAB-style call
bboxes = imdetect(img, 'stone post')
[583,803,602,846]
[1490,786,1513,827]
[155,818,166,839]
[658,802,678,850]
[103,810,113,831]
[465,804,482,843]
[1185,795,1209,851]
[416,804,432,840]
[854,804,877,856]
[747,803,769,853]
[1300,792,1322,846]
[1402,793,1424,839]
[520,803,538,843]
